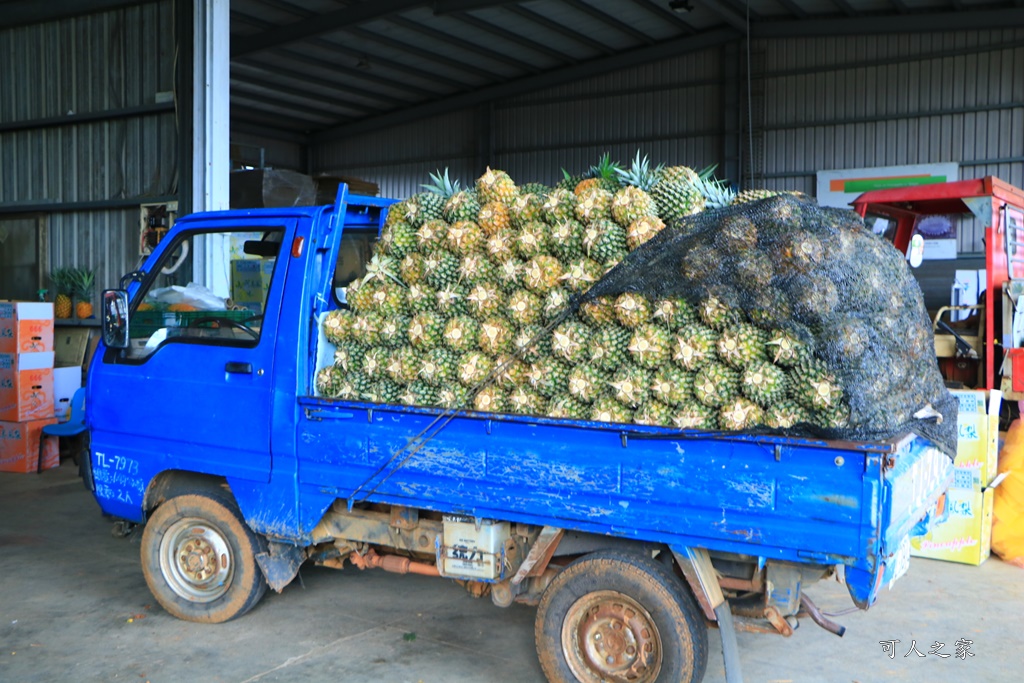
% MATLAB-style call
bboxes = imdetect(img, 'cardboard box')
[53,366,81,421]
[0,418,59,473]
[54,328,90,369]
[910,486,995,565]
[0,352,55,422]
[948,389,1000,488]
[0,302,54,354]
[230,259,274,314]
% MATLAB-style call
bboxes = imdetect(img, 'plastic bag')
[992,419,1024,568]
[147,283,227,311]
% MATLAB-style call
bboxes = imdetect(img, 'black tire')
[535,549,708,683]
[141,491,268,623]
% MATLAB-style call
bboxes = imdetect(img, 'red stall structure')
[853,177,1024,399]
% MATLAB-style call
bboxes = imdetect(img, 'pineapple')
[719,398,764,431]
[609,365,651,409]
[746,289,791,329]
[507,289,543,326]
[508,386,545,416]
[323,309,356,346]
[692,362,739,408]
[671,324,718,371]
[787,274,838,322]
[716,323,766,369]
[316,366,344,397]
[547,396,589,420]
[386,347,422,384]
[407,312,445,350]
[581,219,628,264]
[477,316,514,356]
[578,296,617,327]
[485,229,517,262]
[789,359,844,411]
[510,193,544,229]
[473,386,507,413]
[457,351,494,387]
[378,220,418,260]
[632,401,674,427]
[627,324,671,369]
[815,402,851,429]
[692,173,738,210]
[718,215,758,254]
[415,219,448,251]
[652,298,695,330]
[420,348,458,386]
[650,366,692,407]
[369,380,404,404]
[399,253,428,285]
[671,402,717,430]
[521,182,550,197]
[732,188,787,205]
[589,324,631,372]
[613,292,651,329]
[421,168,461,208]
[765,400,812,430]
[373,281,408,318]
[478,201,511,235]
[434,284,468,316]
[626,216,665,251]
[438,385,471,409]
[515,221,549,259]
[589,396,632,424]
[378,316,410,348]
[542,287,573,322]
[444,190,482,224]
[766,328,811,367]
[574,154,622,195]
[494,258,525,293]
[458,254,496,284]
[550,321,592,364]
[523,256,564,295]
[476,167,519,207]
[559,258,602,293]
[51,268,77,319]
[362,348,389,379]
[568,364,606,404]
[549,219,585,261]
[350,313,383,346]
[698,292,742,331]
[493,354,529,389]
[740,360,787,407]
[405,192,446,226]
[467,282,504,317]
[402,381,440,407]
[443,316,480,353]
[512,325,548,363]
[574,187,614,223]
[650,176,705,222]
[528,358,571,399]
[446,221,485,255]
[611,152,660,227]
[777,231,825,275]
[424,250,461,290]
[542,189,577,226]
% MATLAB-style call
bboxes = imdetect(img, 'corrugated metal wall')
[0,1,176,293]
[312,47,726,196]
[755,29,1024,253]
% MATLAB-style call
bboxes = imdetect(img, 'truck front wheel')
[141,491,268,623]
[535,550,708,683]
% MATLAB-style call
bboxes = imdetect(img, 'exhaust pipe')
[800,594,846,637]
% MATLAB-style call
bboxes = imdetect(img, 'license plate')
[887,535,911,589]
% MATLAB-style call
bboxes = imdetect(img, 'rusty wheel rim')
[160,518,234,603]
[561,590,662,683]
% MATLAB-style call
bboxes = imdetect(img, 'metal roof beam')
[387,16,540,72]
[558,0,655,45]
[230,74,376,117]
[827,0,859,16]
[432,0,523,12]
[773,0,809,19]
[232,0,428,57]
[230,121,309,145]
[312,27,740,144]
[506,5,617,55]
[627,0,698,34]
[700,0,749,33]
[0,0,158,29]
[445,11,580,63]
[752,9,1024,37]
[346,25,509,81]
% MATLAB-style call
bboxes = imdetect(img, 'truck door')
[92,221,293,485]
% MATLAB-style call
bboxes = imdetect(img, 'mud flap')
[256,541,306,592]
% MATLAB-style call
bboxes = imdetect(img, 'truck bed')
[290,396,952,607]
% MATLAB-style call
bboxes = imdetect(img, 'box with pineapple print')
[317,159,956,456]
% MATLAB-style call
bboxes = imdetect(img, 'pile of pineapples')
[316,155,922,434]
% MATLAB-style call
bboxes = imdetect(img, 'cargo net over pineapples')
[319,154,957,458]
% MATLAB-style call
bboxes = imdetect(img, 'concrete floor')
[1,462,1021,683]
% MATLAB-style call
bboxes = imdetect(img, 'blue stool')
[39,387,87,474]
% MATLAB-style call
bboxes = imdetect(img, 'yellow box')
[230,259,274,306]
[948,389,1000,489]
[910,486,994,565]
[0,301,54,354]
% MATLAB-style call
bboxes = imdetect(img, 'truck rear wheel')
[535,549,708,683]
[141,491,267,623]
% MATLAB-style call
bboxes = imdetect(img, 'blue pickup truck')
[86,186,953,683]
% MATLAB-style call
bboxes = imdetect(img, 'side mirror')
[102,289,130,349]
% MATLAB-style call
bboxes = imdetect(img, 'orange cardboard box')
[0,418,59,473]
[0,302,54,353]
[0,352,55,422]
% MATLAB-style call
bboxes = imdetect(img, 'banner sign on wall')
[816,162,960,209]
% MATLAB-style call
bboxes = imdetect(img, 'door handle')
[225,361,253,374]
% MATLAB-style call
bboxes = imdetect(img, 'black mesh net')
[576,194,958,457]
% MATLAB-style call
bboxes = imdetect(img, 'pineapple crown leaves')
[584,153,622,181]
[421,168,461,198]
[615,151,664,192]
[692,174,737,210]
[70,267,95,297]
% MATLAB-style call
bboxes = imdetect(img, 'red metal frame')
[852,177,1024,391]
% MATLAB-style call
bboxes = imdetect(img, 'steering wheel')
[189,316,259,339]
